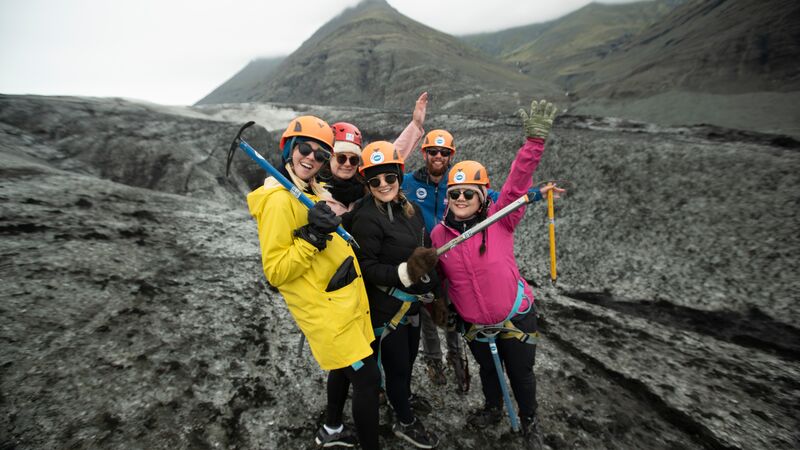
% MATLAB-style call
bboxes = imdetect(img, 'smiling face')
[291,141,327,182]
[448,187,482,220]
[367,172,400,203]
[423,147,452,178]
[330,152,360,180]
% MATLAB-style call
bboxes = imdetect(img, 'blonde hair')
[285,162,332,201]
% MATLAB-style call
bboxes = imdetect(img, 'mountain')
[196,56,285,105]
[197,0,559,114]
[574,0,800,96]
[461,0,684,84]
[568,0,800,136]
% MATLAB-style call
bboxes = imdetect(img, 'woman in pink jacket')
[430,100,561,446]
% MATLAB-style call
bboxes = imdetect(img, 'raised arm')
[492,99,558,231]
[394,92,427,161]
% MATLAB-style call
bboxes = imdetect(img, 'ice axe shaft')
[547,184,557,283]
[436,193,531,256]
[227,121,359,249]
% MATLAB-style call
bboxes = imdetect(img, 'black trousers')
[466,309,539,418]
[371,318,421,424]
[326,356,381,450]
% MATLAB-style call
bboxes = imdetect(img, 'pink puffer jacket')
[430,138,544,325]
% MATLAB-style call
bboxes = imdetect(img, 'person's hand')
[519,99,557,140]
[406,247,438,284]
[296,201,340,250]
[431,297,448,328]
[307,201,340,234]
[413,92,428,129]
[540,183,566,199]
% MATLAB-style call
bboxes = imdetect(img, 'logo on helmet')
[370,152,385,164]
[416,188,427,200]
[345,132,354,142]
[453,171,466,183]
[435,136,446,146]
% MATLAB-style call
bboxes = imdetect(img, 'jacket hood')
[247,178,283,218]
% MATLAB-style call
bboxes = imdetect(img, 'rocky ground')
[1,94,799,449]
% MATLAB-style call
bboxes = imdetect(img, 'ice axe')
[547,183,557,284]
[226,121,359,249]
[436,192,535,256]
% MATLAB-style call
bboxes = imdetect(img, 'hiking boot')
[467,405,503,428]
[314,425,357,448]
[409,393,433,415]
[392,418,439,449]
[446,351,470,393]
[521,415,545,450]
[425,358,446,386]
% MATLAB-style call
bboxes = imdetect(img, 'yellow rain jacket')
[247,178,374,370]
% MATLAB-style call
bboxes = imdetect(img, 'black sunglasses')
[296,142,331,163]
[448,189,477,201]
[335,154,361,166]
[426,148,452,157]
[366,173,399,188]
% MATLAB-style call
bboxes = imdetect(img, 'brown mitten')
[406,247,438,284]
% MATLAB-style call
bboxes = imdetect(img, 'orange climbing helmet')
[448,160,490,187]
[359,141,405,178]
[421,129,456,155]
[280,116,335,161]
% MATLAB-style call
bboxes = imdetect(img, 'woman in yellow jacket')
[247,116,379,449]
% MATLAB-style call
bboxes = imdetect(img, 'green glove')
[518,99,557,140]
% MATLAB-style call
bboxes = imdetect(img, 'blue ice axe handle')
[227,121,359,249]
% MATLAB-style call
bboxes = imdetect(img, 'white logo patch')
[370,152,385,164]
[345,132,354,142]
[416,188,427,200]
[434,136,446,146]
[453,171,466,183]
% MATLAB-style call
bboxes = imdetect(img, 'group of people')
[247,93,561,449]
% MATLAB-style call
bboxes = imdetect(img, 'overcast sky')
[0,0,642,105]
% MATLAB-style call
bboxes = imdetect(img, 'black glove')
[308,201,340,234]
[295,201,341,251]
[406,247,438,284]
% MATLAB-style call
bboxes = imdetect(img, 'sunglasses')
[366,173,399,188]
[296,142,331,163]
[448,189,478,201]
[335,154,361,166]
[426,148,452,157]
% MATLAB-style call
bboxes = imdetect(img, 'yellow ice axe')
[547,184,557,283]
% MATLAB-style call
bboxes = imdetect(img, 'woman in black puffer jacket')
[349,140,441,449]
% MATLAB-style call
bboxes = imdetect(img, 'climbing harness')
[372,286,433,386]
[462,280,540,432]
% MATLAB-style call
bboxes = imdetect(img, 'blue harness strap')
[462,279,540,433]
[374,286,422,388]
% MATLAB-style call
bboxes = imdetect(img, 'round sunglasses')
[366,173,399,188]
[335,154,361,166]
[448,189,478,201]
[297,142,331,163]
[426,148,452,157]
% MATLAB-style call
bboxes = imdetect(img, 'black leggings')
[326,356,381,450]
[371,319,421,424]
[466,310,538,418]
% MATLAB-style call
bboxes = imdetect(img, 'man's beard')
[427,162,447,177]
